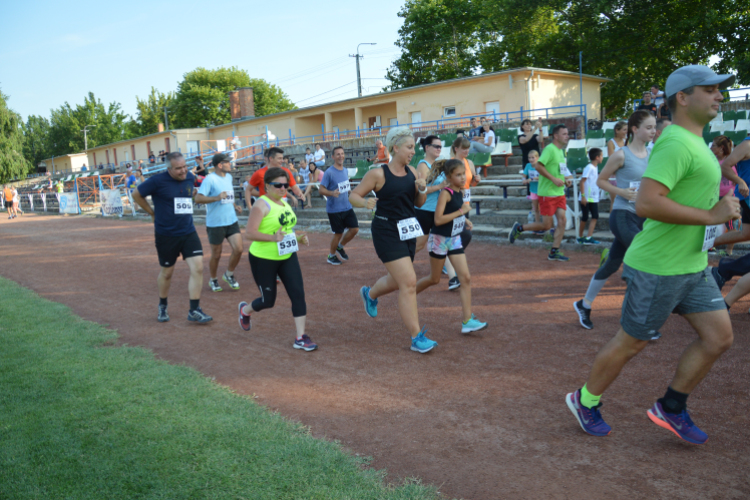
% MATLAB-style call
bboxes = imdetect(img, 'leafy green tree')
[133,87,174,136]
[0,89,31,181]
[22,115,51,169]
[171,67,296,128]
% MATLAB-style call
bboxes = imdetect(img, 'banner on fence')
[58,192,79,214]
[41,193,47,212]
[28,194,34,211]
[101,189,124,216]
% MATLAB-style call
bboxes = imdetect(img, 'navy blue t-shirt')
[137,171,197,236]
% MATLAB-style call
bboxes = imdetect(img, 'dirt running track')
[2,214,749,499]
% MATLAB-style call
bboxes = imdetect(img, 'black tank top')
[432,187,465,237]
[374,164,416,221]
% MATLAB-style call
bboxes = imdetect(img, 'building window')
[444,106,456,117]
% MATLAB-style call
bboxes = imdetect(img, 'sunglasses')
[268,182,290,189]
[430,144,442,149]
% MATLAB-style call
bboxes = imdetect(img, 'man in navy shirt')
[132,152,213,324]
[318,146,359,265]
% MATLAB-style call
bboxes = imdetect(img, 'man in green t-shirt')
[566,65,739,445]
[508,124,573,261]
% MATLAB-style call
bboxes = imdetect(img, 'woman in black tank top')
[350,127,438,354]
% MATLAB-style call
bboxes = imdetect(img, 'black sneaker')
[336,246,349,261]
[187,307,213,323]
[711,266,726,291]
[574,300,593,329]
[327,254,342,266]
[448,276,461,290]
[157,304,169,322]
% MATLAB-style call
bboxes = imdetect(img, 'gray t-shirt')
[321,165,353,213]
[612,146,650,213]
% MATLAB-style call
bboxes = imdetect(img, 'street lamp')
[82,124,97,151]
[350,43,377,97]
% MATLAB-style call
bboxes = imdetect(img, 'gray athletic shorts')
[620,264,726,340]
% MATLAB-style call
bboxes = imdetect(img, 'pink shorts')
[527,192,539,201]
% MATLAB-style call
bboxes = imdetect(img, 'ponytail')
[426,159,447,184]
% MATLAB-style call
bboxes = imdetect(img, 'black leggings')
[460,228,472,248]
[594,210,644,280]
[249,253,307,317]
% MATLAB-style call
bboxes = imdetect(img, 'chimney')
[157,123,165,133]
[229,90,241,121]
[238,87,255,120]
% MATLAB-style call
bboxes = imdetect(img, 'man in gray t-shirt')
[318,146,360,265]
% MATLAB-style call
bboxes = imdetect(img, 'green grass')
[0,277,440,500]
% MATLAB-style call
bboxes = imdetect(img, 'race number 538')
[277,232,299,256]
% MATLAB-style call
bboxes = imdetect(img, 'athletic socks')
[584,276,607,308]
[337,245,344,251]
[659,387,689,414]
[225,270,234,277]
[328,254,335,259]
[159,297,168,307]
[580,384,602,409]
[189,299,200,312]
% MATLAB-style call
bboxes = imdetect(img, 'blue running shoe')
[584,237,601,245]
[647,402,708,444]
[461,316,488,334]
[565,390,612,437]
[360,286,378,318]
[508,222,522,244]
[442,265,448,275]
[576,237,585,244]
[548,250,570,262]
[410,327,437,353]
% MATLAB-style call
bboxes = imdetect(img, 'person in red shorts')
[508,124,573,261]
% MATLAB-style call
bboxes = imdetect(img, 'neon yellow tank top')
[249,195,298,261]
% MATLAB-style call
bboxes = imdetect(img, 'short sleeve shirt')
[536,143,566,197]
[624,125,722,275]
[314,149,325,162]
[580,164,600,202]
[321,166,353,213]
[483,129,495,146]
[637,103,658,116]
[197,172,238,228]
[523,163,539,194]
[136,171,197,237]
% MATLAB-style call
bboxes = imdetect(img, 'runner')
[708,133,750,248]
[4,185,14,219]
[522,150,541,225]
[573,110,656,329]
[237,167,316,352]
[508,125,573,261]
[349,126,438,354]
[318,146,359,265]
[711,135,739,255]
[415,158,488,334]
[246,147,305,206]
[566,65,738,444]
[194,153,243,292]
[131,152,212,324]
[415,135,448,257]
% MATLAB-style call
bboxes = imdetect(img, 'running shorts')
[154,231,203,267]
[539,195,567,217]
[371,216,416,264]
[327,209,359,234]
[206,221,241,246]
[580,202,599,222]
[428,233,464,259]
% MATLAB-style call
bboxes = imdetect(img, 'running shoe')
[711,266,726,291]
[238,301,251,331]
[461,316,488,334]
[209,278,223,292]
[293,334,318,351]
[442,265,448,275]
[187,307,213,323]
[360,286,378,318]
[533,230,547,235]
[223,272,240,290]
[584,237,601,245]
[565,390,612,437]
[508,222,522,244]
[336,245,349,261]
[548,251,570,262]
[647,402,708,445]
[157,304,169,323]
[576,237,585,244]
[599,247,610,267]
[574,300,593,329]
[448,276,461,290]
[410,327,438,353]
[327,254,342,266]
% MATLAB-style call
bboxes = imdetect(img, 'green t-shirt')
[624,125,721,275]
[536,144,566,197]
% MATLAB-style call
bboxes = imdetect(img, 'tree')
[133,87,174,136]
[0,89,30,181]
[22,115,51,169]
[171,67,296,128]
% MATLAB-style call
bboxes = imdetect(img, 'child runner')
[445,136,478,289]
[416,159,488,334]
[577,148,602,245]
[523,150,541,224]
[711,135,739,255]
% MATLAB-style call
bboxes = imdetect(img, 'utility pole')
[164,106,170,131]
[82,124,97,151]
[350,43,377,97]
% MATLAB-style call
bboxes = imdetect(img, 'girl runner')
[238,167,317,351]
[350,126,437,354]
[415,135,448,254]
[523,150,541,224]
[574,110,656,329]
[416,159,488,333]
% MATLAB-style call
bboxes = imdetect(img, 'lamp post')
[350,43,377,97]
[82,124,97,151]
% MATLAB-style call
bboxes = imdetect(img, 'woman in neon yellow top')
[238,168,317,351]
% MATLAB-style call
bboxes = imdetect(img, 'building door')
[368,116,381,128]
[485,101,500,120]
[131,145,136,162]
[105,150,110,165]
[411,111,422,125]
[113,149,118,166]
[165,137,171,152]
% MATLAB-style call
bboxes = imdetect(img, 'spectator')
[607,121,627,156]
[81,164,87,172]
[159,150,167,162]
[149,153,156,164]
[302,161,324,208]
[577,148,603,245]
[313,143,326,167]
[637,91,658,116]
[138,159,145,171]
[467,118,481,139]
[4,185,13,219]
[468,121,495,178]
[98,163,104,170]
[518,118,545,167]
[647,118,671,154]
[523,150,541,224]
[305,147,314,165]
[135,169,145,187]
[658,99,671,121]
[368,139,390,164]
[650,84,665,107]
[126,168,137,194]
[241,174,255,208]
[455,129,466,138]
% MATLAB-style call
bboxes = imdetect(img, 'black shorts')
[415,208,435,234]
[580,202,599,222]
[327,209,359,234]
[206,221,241,245]
[154,231,203,267]
[371,216,416,264]
[741,199,750,224]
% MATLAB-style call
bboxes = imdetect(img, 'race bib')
[174,197,193,214]
[220,191,235,204]
[560,163,571,177]
[629,181,641,204]
[397,217,424,241]
[702,225,721,252]
[452,215,466,236]
[463,189,471,203]
[528,170,539,180]
[277,232,299,256]
[338,180,351,194]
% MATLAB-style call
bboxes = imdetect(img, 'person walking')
[318,146,360,265]
[238,167,316,351]
[349,126,438,354]
[566,65,738,444]
[131,152,212,324]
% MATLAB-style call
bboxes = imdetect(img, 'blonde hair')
[385,126,413,154]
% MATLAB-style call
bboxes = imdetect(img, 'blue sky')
[0,0,406,121]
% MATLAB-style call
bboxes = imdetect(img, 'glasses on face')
[430,144,442,149]
[269,182,290,189]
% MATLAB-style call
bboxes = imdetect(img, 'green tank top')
[249,195,298,261]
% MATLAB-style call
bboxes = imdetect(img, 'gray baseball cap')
[665,65,735,98]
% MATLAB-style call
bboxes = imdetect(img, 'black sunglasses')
[430,144,442,149]
[268,182,290,189]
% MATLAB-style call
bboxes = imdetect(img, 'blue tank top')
[734,137,750,201]
[415,159,445,212]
